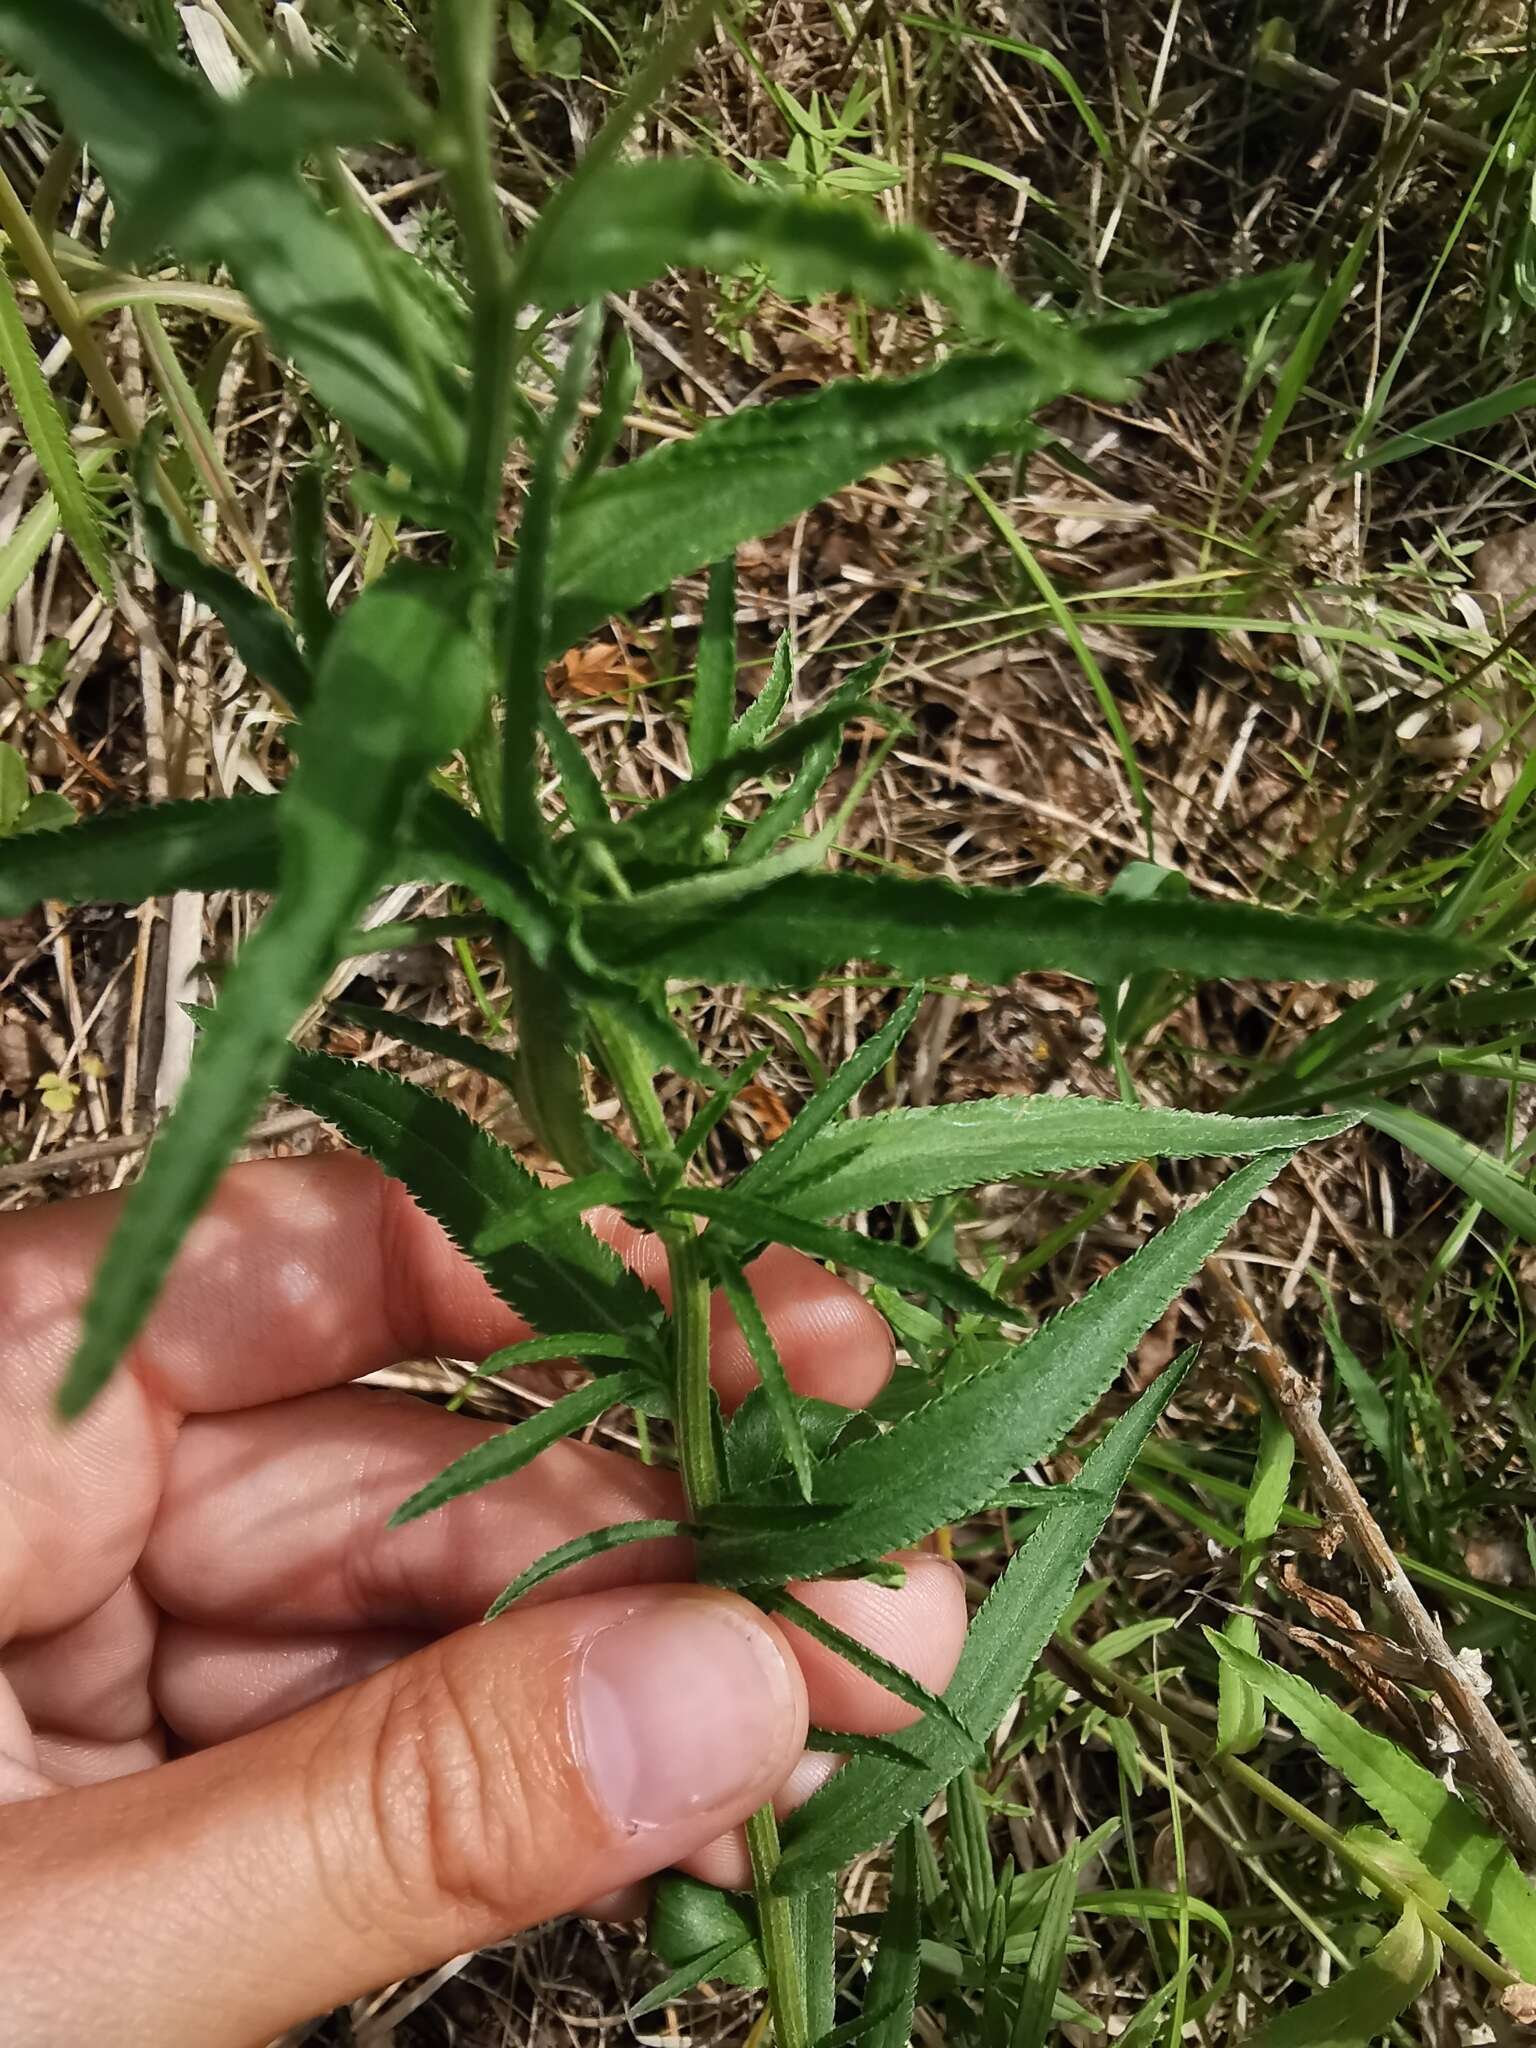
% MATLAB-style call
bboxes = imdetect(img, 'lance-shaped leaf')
[0,0,465,479]
[755,1100,1358,1220]
[390,1367,656,1526]
[773,1352,1193,1889]
[1211,1635,1536,1977]
[57,568,494,1415]
[277,1052,653,1344]
[1253,1904,1439,2048]
[0,793,279,918]
[697,1157,1283,1588]
[581,870,1474,993]
[521,155,1136,373]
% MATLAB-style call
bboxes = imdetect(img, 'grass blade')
[691,554,736,775]
[0,262,112,598]
[1365,1103,1536,1240]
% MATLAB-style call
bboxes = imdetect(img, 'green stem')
[746,1805,810,2048]
[594,1004,804,2043]
[590,1008,721,1512]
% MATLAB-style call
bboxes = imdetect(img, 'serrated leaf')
[547,353,1124,653]
[1365,1102,1536,1240]
[757,1099,1358,1220]
[58,567,494,1416]
[139,489,311,712]
[850,1824,922,2048]
[710,1251,813,1499]
[0,0,465,479]
[0,265,112,599]
[521,157,1128,373]
[764,1589,973,1739]
[724,1385,856,1493]
[582,871,1474,993]
[680,1184,1000,1319]
[0,792,279,917]
[730,630,795,753]
[1211,1636,1536,1977]
[390,1366,654,1525]
[485,1518,689,1619]
[739,985,922,1202]
[698,1157,1284,1588]
[277,1052,653,1341]
[1253,1903,1438,2048]
[774,1355,1192,1889]
[329,998,522,1094]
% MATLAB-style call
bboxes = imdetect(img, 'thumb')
[1,1585,807,2048]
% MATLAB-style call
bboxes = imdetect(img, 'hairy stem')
[746,1807,809,2048]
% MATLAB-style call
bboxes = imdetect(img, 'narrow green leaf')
[1238,228,1371,503]
[711,1252,814,1499]
[730,630,795,753]
[1215,1614,1267,1758]
[764,1589,973,1740]
[288,459,333,658]
[1365,1102,1536,1240]
[1320,1290,1393,1467]
[627,666,879,859]
[775,1355,1193,1889]
[389,1367,653,1525]
[277,1051,652,1340]
[1211,1636,1536,1977]
[0,792,278,918]
[854,1825,922,2048]
[569,324,639,490]
[485,1518,689,1619]
[139,492,311,712]
[583,871,1475,993]
[1009,1849,1077,2048]
[674,1047,771,1167]
[547,352,1120,653]
[1253,1903,1438,2048]
[630,1936,761,2020]
[800,1879,839,2045]
[757,1099,1357,1220]
[444,1329,663,1411]
[680,1184,1000,1319]
[1217,1394,1295,1755]
[700,1158,1284,1588]
[691,555,736,775]
[521,157,1124,374]
[0,264,112,598]
[724,1385,856,1494]
[0,451,112,615]
[329,998,522,1094]
[1357,375,1536,472]
[58,567,493,1416]
[739,985,923,1202]
[730,663,879,863]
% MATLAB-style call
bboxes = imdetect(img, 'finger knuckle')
[336,1651,546,1932]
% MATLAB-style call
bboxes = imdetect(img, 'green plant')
[0,3,1518,2041]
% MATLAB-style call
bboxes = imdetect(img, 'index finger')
[6,1152,892,1417]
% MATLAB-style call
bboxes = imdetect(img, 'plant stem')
[746,1806,810,2048]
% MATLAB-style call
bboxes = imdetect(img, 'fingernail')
[576,1594,800,1832]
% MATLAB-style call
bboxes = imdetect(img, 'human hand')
[0,1152,966,2046]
